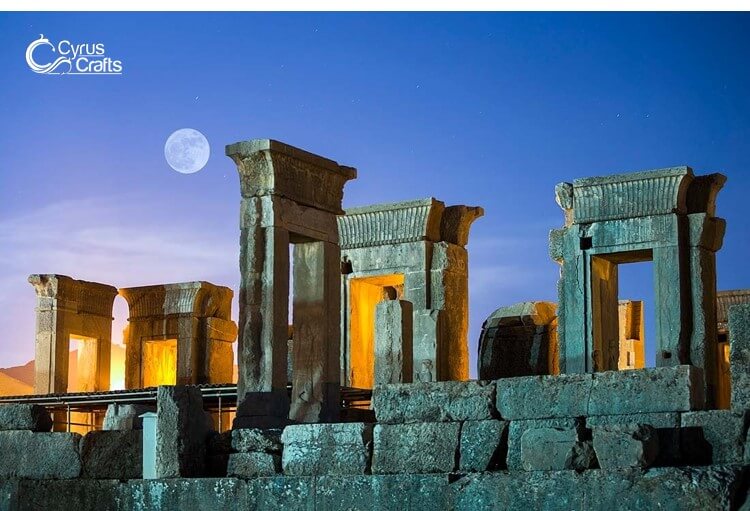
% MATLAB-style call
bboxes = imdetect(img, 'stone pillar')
[412,309,443,383]
[28,274,117,395]
[236,217,290,396]
[155,385,208,478]
[374,299,413,384]
[226,139,356,422]
[590,256,619,371]
[290,241,341,422]
[652,243,688,365]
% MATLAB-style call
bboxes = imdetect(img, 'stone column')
[236,215,290,396]
[290,241,341,422]
[590,256,619,371]
[226,139,356,421]
[652,243,688,366]
[374,299,413,384]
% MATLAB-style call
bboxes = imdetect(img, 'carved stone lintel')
[566,166,694,224]
[28,274,117,317]
[226,139,356,213]
[339,198,445,249]
[119,282,233,320]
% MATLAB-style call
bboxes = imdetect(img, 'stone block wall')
[1,370,749,509]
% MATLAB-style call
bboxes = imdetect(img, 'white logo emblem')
[25,34,123,75]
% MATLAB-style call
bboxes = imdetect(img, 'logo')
[26,34,123,75]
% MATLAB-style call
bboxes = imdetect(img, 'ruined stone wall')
[2,358,749,510]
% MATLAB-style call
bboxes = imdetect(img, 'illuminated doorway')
[142,339,177,387]
[348,274,405,388]
[67,334,102,393]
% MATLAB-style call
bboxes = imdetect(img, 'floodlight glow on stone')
[164,128,210,174]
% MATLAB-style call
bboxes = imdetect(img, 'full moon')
[164,128,210,174]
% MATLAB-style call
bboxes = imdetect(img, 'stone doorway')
[347,274,405,389]
[141,339,177,387]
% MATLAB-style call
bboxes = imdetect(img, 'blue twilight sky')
[0,12,749,375]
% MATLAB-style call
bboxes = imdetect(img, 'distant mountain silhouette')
[0,372,33,396]
[0,343,127,395]
[0,359,34,388]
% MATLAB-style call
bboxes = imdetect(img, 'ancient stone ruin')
[120,282,237,388]
[338,198,483,387]
[1,146,749,510]
[28,274,118,395]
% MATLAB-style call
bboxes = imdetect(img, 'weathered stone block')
[372,422,460,474]
[496,374,592,420]
[459,420,508,472]
[681,410,748,464]
[232,428,282,453]
[729,303,750,411]
[520,425,595,471]
[80,430,142,479]
[315,474,451,511]
[243,476,315,510]
[156,385,209,478]
[129,478,245,510]
[478,301,557,380]
[0,431,81,479]
[281,422,372,476]
[586,412,680,465]
[0,404,52,432]
[589,366,705,416]
[451,466,746,511]
[592,424,658,469]
[5,467,748,510]
[227,452,280,477]
[506,418,580,470]
[373,380,496,423]
[102,404,155,431]
[412,308,442,381]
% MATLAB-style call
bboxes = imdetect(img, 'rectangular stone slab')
[281,423,372,476]
[7,467,746,510]
[588,366,705,416]
[231,428,282,454]
[495,366,703,420]
[372,380,496,423]
[506,418,581,471]
[586,412,680,466]
[681,410,749,464]
[495,374,592,420]
[80,431,142,479]
[459,420,508,472]
[0,431,81,479]
[0,404,52,432]
[228,452,280,477]
[372,422,460,474]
